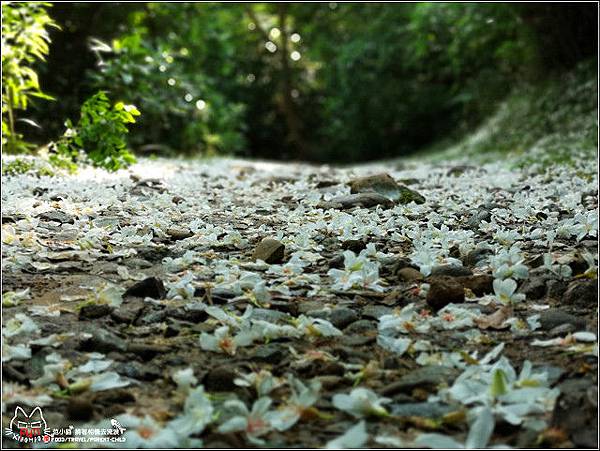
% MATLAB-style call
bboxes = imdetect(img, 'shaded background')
[27,2,598,162]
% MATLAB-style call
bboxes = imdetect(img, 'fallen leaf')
[474,306,513,330]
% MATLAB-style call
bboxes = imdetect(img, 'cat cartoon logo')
[4,406,51,443]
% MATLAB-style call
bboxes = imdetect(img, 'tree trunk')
[277,4,307,159]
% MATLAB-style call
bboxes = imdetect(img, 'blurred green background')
[4,2,598,163]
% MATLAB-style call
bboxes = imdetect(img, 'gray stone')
[518,277,548,300]
[563,280,597,308]
[320,193,395,210]
[306,309,329,322]
[552,378,598,448]
[347,173,425,204]
[340,335,375,347]
[124,277,166,299]
[328,254,345,269]
[122,258,153,269]
[430,264,472,277]
[166,227,193,240]
[315,375,345,390]
[539,309,586,331]
[344,319,376,335]
[329,308,359,329]
[547,279,568,299]
[391,402,455,418]
[251,308,290,323]
[115,361,161,381]
[79,303,113,320]
[127,343,169,360]
[298,301,327,314]
[138,309,167,325]
[253,344,287,364]
[447,165,476,177]
[549,323,577,336]
[463,247,493,267]
[67,397,94,421]
[37,210,75,224]
[362,305,393,320]
[81,328,127,353]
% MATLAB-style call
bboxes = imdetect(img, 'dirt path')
[2,156,598,448]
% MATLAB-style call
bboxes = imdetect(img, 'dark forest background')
[10,3,600,162]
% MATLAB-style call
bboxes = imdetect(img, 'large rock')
[347,173,425,204]
[341,239,367,253]
[320,193,395,210]
[518,276,548,300]
[252,237,285,263]
[204,365,238,391]
[430,264,472,277]
[463,247,493,267]
[349,173,402,201]
[538,309,586,331]
[329,307,359,329]
[563,279,597,308]
[166,227,193,240]
[124,277,166,300]
[457,275,494,296]
[397,267,424,282]
[395,186,426,205]
[426,276,465,310]
[552,378,598,448]
[79,303,113,320]
[37,210,75,224]
[80,328,127,353]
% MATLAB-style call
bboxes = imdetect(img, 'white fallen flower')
[2,343,32,362]
[266,375,321,431]
[199,325,257,355]
[108,414,181,448]
[218,397,275,445]
[325,420,368,449]
[76,355,113,373]
[2,314,40,338]
[168,386,214,436]
[172,367,198,392]
[332,387,390,418]
[234,369,284,396]
[377,335,411,356]
[95,284,124,307]
[167,271,196,300]
[414,407,499,449]
[205,304,253,329]
[2,288,31,307]
[572,331,596,343]
[493,278,525,305]
[526,314,541,331]
[1,383,53,411]
[30,333,76,348]
[294,315,343,338]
